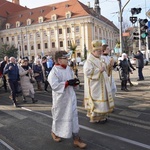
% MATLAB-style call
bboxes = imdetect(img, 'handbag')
[30,76,35,83]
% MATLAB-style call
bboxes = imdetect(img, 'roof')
[1,0,119,31]
[0,0,28,18]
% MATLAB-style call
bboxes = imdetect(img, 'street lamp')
[118,0,130,54]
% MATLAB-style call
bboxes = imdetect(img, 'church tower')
[12,0,20,5]
[94,0,101,15]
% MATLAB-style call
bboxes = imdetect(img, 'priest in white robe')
[48,51,86,149]
[83,40,114,123]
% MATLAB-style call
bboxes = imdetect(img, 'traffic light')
[139,19,148,39]
[133,32,139,40]
[131,8,142,15]
[130,16,137,24]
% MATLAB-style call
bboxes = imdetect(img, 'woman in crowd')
[18,59,37,103]
[118,53,132,91]
[33,60,43,91]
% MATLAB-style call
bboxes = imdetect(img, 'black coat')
[118,59,131,81]
[133,52,144,68]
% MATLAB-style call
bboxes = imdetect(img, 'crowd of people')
[0,54,54,107]
[0,40,146,149]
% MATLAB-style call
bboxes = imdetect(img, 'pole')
[118,0,130,54]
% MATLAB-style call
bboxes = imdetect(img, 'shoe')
[124,88,129,92]
[32,99,38,103]
[99,118,108,124]
[13,102,19,108]
[130,83,134,87]
[23,99,27,103]
[51,132,61,142]
[137,79,144,81]
[73,137,87,149]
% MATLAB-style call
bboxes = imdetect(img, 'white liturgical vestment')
[101,55,117,96]
[83,53,114,114]
[48,65,79,138]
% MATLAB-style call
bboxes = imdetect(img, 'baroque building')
[0,0,119,60]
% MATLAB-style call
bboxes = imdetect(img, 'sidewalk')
[78,64,150,86]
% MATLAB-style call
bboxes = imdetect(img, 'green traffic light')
[141,33,148,39]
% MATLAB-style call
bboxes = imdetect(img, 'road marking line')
[0,139,14,150]
[21,107,150,150]
[21,107,52,119]
[80,125,150,149]
[1,110,27,120]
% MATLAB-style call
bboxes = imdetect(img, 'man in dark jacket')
[4,57,19,107]
[133,50,144,81]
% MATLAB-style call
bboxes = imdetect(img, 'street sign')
[146,9,150,19]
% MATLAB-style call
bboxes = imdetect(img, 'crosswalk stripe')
[0,106,27,120]
[0,139,14,150]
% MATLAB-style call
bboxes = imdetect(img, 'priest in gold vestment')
[83,40,114,123]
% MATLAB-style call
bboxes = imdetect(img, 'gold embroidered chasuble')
[83,53,114,116]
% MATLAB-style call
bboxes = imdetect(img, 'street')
[0,65,150,150]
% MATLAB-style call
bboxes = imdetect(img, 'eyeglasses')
[59,57,68,60]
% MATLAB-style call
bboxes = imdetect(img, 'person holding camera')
[18,59,37,103]
[48,51,86,149]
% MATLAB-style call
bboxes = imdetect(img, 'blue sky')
[8,0,150,27]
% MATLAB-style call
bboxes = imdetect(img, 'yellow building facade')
[0,0,119,60]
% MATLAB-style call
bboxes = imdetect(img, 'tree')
[0,44,18,60]
[122,20,133,55]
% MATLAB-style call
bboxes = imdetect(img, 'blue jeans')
[138,67,144,80]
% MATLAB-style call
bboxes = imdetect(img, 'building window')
[38,44,41,49]
[43,30,47,36]
[38,16,44,23]
[65,11,72,19]
[24,35,27,40]
[27,19,31,25]
[95,26,97,33]
[60,41,63,47]
[17,35,20,40]
[36,32,40,38]
[6,37,9,42]
[24,45,27,51]
[1,38,3,42]
[12,36,14,41]
[30,33,33,38]
[31,45,34,50]
[16,21,21,27]
[67,27,71,33]
[51,14,57,21]
[45,43,48,49]
[75,39,80,46]
[75,26,79,32]
[59,28,62,34]
[51,29,54,35]
[52,42,55,48]
[6,23,10,29]
[67,40,71,46]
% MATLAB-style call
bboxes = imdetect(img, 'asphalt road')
[0,65,150,150]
